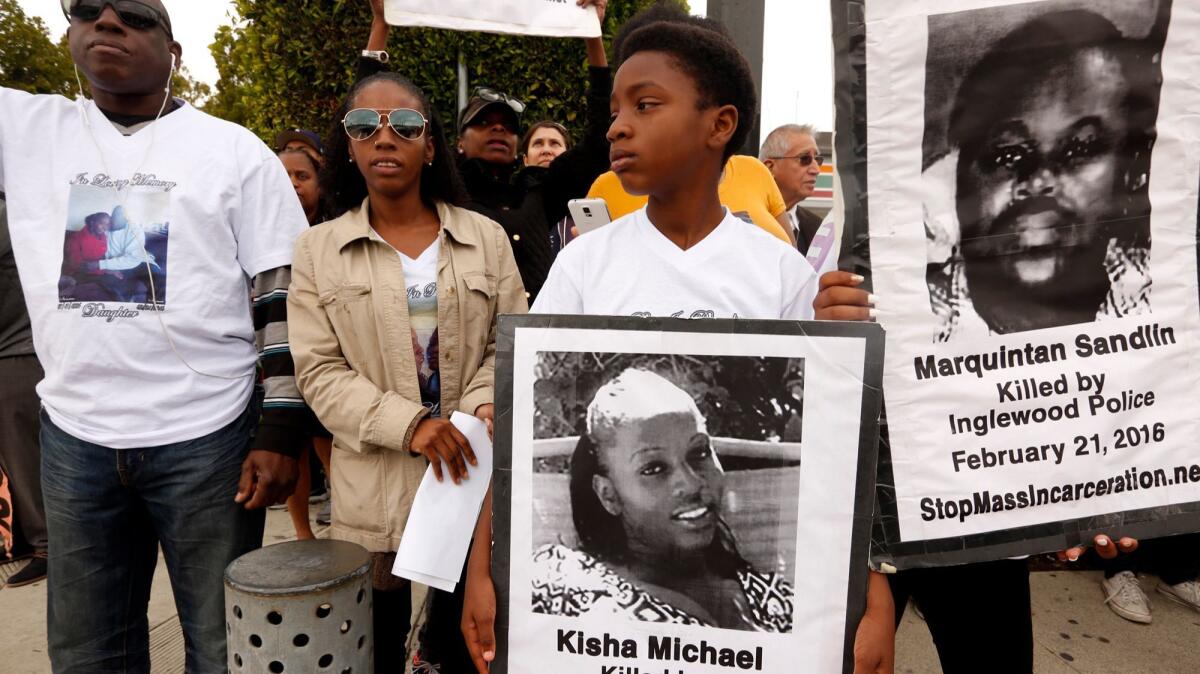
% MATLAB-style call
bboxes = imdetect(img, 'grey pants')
[0,355,46,556]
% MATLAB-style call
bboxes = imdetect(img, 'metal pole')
[706,0,766,155]
[457,48,469,119]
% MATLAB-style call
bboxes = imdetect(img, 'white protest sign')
[836,0,1200,566]
[384,0,601,38]
[490,316,884,674]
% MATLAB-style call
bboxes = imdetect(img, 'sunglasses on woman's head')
[61,0,173,36]
[343,108,428,142]
[472,87,526,114]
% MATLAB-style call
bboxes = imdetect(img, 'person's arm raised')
[534,0,613,226]
[579,0,609,67]
[356,0,391,81]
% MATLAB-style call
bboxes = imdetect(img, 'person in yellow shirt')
[587,154,794,244]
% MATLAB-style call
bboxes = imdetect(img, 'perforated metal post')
[225,540,373,674]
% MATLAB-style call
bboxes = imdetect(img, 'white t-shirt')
[373,230,443,416]
[532,207,817,319]
[0,89,308,447]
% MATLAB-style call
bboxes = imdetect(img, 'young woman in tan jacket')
[287,71,527,673]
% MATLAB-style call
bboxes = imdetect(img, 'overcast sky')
[19,0,832,130]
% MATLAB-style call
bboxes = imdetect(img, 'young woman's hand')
[813,271,876,322]
[462,563,498,673]
[475,403,495,441]
[410,418,477,484]
[853,571,896,674]
[1056,533,1139,562]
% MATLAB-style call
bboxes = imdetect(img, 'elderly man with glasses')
[762,124,826,255]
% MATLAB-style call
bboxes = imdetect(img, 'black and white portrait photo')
[922,0,1169,340]
[491,316,882,673]
[528,354,804,633]
[835,0,1200,569]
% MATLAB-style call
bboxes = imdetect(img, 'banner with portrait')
[833,0,1200,568]
[383,0,601,38]
[490,315,883,674]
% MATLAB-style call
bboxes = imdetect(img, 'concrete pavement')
[3,511,1199,673]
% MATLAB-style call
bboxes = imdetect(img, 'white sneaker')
[1157,579,1200,612]
[1102,571,1152,624]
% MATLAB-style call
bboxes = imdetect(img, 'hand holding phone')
[568,198,612,235]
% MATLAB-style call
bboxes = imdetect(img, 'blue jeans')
[41,403,265,673]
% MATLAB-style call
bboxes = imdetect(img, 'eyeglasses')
[772,154,825,168]
[472,87,526,115]
[343,108,428,142]
[61,0,173,37]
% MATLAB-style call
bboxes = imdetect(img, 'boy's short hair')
[614,3,758,160]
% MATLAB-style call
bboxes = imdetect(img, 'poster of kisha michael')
[833,0,1200,566]
[489,316,884,673]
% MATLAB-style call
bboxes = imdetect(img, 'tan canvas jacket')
[288,198,527,551]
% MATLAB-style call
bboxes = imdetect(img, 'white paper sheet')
[384,0,601,38]
[391,411,493,592]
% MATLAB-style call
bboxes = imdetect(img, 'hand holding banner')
[384,0,602,38]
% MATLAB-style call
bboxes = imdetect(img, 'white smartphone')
[568,198,612,235]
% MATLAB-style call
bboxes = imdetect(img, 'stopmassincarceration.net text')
[921,463,1200,523]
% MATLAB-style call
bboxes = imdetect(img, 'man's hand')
[1057,534,1139,562]
[411,417,477,484]
[813,271,876,322]
[475,403,495,440]
[853,571,895,674]
[462,565,498,673]
[234,450,299,510]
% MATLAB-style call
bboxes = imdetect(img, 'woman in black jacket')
[362,0,612,302]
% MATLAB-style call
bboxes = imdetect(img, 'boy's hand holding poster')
[833,0,1200,566]
[490,315,884,673]
[383,0,601,38]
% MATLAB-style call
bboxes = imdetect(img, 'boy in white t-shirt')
[0,2,308,670]
[460,6,893,674]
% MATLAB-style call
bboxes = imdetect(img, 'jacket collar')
[331,197,478,251]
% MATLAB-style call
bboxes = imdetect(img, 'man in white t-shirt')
[0,2,309,670]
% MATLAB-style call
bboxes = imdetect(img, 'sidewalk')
[3,514,1199,673]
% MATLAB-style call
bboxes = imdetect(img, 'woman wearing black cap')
[362,0,612,302]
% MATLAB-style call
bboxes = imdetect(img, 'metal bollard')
[225,539,373,674]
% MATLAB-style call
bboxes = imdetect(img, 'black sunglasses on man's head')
[61,0,173,38]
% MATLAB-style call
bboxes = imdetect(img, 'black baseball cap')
[458,88,524,133]
[275,129,324,156]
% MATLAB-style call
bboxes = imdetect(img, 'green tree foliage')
[533,351,805,443]
[207,0,685,143]
[170,65,212,106]
[0,0,75,96]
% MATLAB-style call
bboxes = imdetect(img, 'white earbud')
[164,54,176,94]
